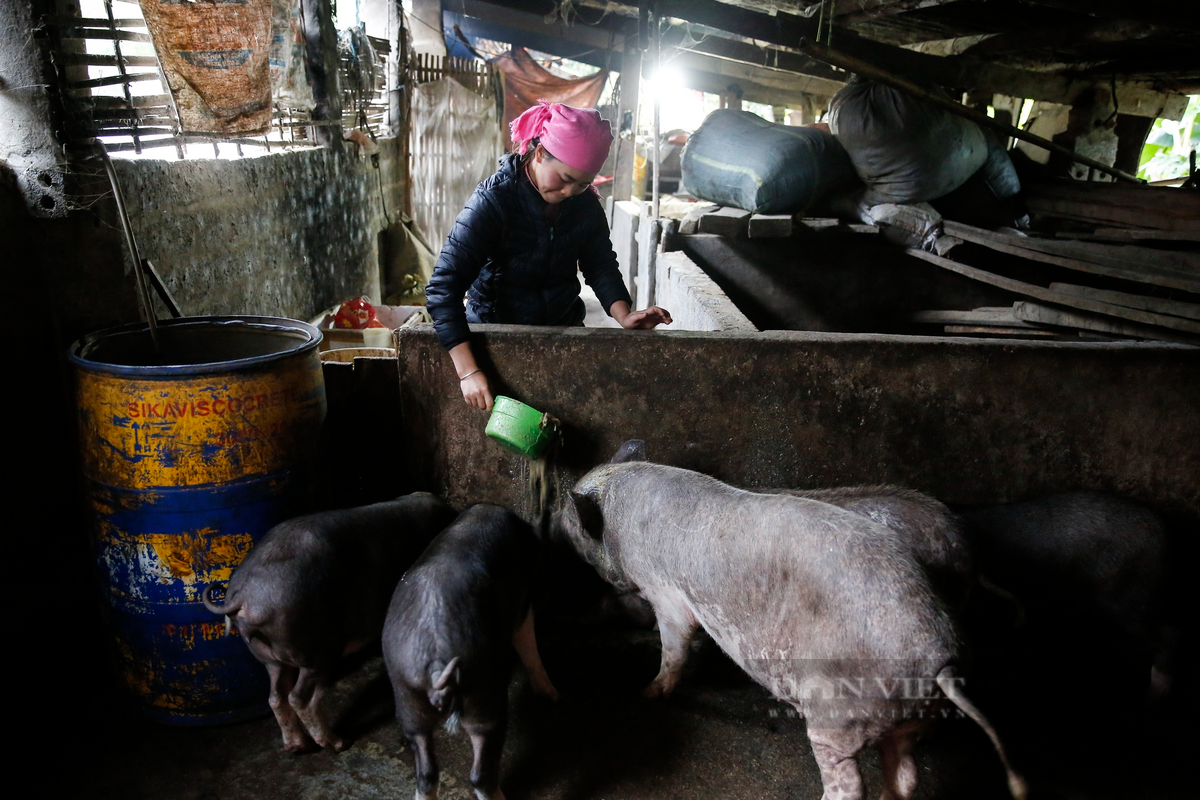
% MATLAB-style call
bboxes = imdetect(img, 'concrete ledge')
[391,325,1199,524]
[611,201,756,332]
[654,251,757,332]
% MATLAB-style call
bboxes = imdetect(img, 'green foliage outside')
[1138,94,1199,182]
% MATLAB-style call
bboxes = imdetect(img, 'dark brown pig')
[553,444,1024,800]
[383,504,558,800]
[202,492,455,752]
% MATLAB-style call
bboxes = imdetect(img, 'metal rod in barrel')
[798,40,1145,185]
[100,149,163,355]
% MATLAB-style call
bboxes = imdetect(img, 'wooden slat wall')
[409,53,500,98]
[36,2,401,157]
[406,52,503,240]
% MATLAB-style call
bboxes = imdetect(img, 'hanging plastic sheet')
[140,0,276,134]
[490,48,608,139]
[409,78,506,253]
[270,0,314,110]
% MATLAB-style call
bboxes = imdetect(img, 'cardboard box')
[310,304,430,351]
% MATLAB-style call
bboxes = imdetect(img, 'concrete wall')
[3,137,403,348]
[654,251,757,332]
[113,141,401,320]
[381,326,1199,527]
[0,0,66,218]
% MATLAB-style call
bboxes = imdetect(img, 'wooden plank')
[1063,228,1200,243]
[904,248,1200,337]
[1013,302,1199,345]
[945,221,1199,274]
[936,223,1200,294]
[698,207,751,237]
[748,214,793,238]
[943,325,1064,338]
[1048,283,1200,321]
[1024,181,1200,232]
[912,308,1042,327]
[796,217,880,234]
[678,203,719,235]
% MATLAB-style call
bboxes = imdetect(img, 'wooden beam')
[698,207,751,236]
[941,221,1200,293]
[960,20,1165,61]
[911,307,1043,327]
[1024,181,1200,233]
[650,0,1188,117]
[1013,302,1196,345]
[660,23,845,85]
[831,0,966,25]
[667,50,843,107]
[456,0,629,51]
[905,248,1200,337]
[1048,283,1200,321]
[748,214,794,238]
[1056,228,1200,244]
[483,0,1188,117]
[1009,0,1200,35]
[613,37,640,206]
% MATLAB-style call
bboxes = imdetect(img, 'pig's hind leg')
[408,729,440,800]
[512,605,558,701]
[464,715,507,800]
[640,585,699,699]
[290,667,346,751]
[878,722,923,800]
[808,727,867,800]
[265,662,314,753]
[395,688,441,800]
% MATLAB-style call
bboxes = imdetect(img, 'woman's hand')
[460,370,493,411]
[448,341,494,411]
[611,301,673,330]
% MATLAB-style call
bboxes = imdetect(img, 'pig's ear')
[611,439,647,463]
[568,490,606,540]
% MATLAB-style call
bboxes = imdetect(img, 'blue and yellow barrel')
[71,316,326,725]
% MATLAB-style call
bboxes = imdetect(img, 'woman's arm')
[426,181,505,409]
[575,196,671,328]
[609,300,673,330]
[448,341,493,411]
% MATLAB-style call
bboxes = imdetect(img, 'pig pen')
[83,326,1197,800]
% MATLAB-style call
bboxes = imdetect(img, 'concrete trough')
[384,325,1198,525]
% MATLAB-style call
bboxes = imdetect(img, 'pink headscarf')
[510,100,613,175]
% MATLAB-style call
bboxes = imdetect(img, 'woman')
[426,100,672,411]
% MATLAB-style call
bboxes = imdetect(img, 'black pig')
[383,504,558,800]
[959,490,1174,694]
[203,492,455,752]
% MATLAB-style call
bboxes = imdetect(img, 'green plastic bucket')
[486,396,559,459]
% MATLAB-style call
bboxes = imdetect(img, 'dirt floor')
[81,592,1191,800]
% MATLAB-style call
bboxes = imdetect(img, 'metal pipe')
[100,149,162,355]
[799,40,1146,185]
[651,7,661,222]
[647,3,661,307]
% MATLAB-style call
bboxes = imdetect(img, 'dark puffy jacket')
[426,153,632,351]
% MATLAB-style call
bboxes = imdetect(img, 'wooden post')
[613,36,641,207]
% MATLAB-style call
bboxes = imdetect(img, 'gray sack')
[680,109,857,214]
[829,80,991,205]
